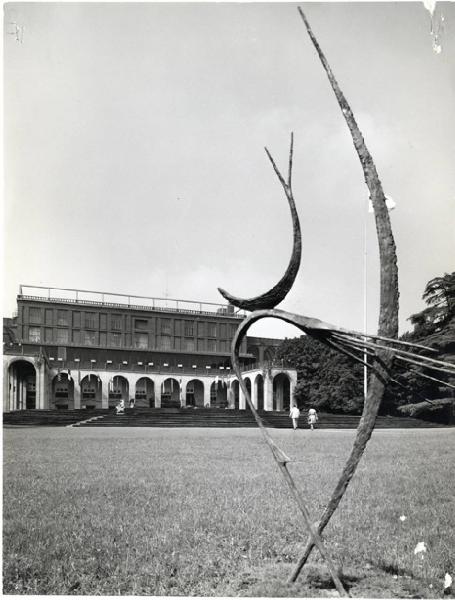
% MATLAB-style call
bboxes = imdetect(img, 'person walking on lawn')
[289,404,301,430]
[308,407,318,430]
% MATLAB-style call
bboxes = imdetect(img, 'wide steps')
[74,409,442,429]
[3,409,108,427]
[3,408,444,429]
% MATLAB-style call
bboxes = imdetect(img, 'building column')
[100,374,109,409]
[33,365,39,409]
[74,378,81,409]
[154,379,161,408]
[264,374,273,411]
[3,362,10,412]
[204,380,211,407]
[180,380,187,407]
[227,383,235,409]
[37,363,47,409]
[125,376,134,407]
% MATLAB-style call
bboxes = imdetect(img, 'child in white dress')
[308,407,318,430]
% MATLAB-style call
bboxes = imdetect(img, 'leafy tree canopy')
[276,336,363,414]
[408,272,455,339]
[386,271,455,420]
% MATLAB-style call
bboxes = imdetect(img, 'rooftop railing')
[18,285,246,319]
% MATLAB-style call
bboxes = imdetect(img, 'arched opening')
[231,380,240,409]
[273,373,291,412]
[108,375,129,408]
[186,379,204,407]
[255,374,264,411]
[8,360,36,410]
[210,379,228,409]
[135,377,154,408]
[244,378,252,411]
[161,378,180,408]
[81,374,103,409]
[51,373,74,410]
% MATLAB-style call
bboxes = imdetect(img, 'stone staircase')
[75,408,258,428]
[74,408,444,429]
[3,408,446,429]
[3,409,109,427]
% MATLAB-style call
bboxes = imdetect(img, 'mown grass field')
[3,426,454,597]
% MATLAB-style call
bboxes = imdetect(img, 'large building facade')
[3,286,297,413]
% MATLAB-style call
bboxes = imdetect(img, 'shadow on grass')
[230,562,362,597]
[375,558,414,578]
[227,561,440,599]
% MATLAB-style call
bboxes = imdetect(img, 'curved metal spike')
[218,136,301,311]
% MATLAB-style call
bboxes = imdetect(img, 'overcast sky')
[4,2,454,339]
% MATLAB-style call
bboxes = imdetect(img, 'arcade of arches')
[3,357,296,412]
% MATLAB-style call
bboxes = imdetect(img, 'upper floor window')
[100,314,107,330]
[207,339,216,352]
[183,338,195,352]
[219,340,230,353]
[56,329,69,344]
[207,323,216,337]
[85,312,96,329]
[174,320,181,336]
[110,332,122,347]
[45,309,53,325]
[160,335,172,351]
[29,308,41,323]
[57,310,68,326]
[111,314,122,330]
[161,319,171,335]
[135,318,148,331]
[134,333,148,349]
[197,322,205,337]
[73,311,81,328]
[29,327,41,342]
[184,321,194,337]
[84,331,96,346]
[219,323,227,338]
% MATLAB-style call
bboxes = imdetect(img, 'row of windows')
[27,327,232,352]
[27,308,234,337]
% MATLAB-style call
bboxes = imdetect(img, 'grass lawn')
[3,426,455,597]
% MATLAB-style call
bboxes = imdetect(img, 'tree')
[385,271,455,421]
[408,272,455,337]
[276,335,364,414]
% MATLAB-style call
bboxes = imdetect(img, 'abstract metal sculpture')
[219,7,455,594]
